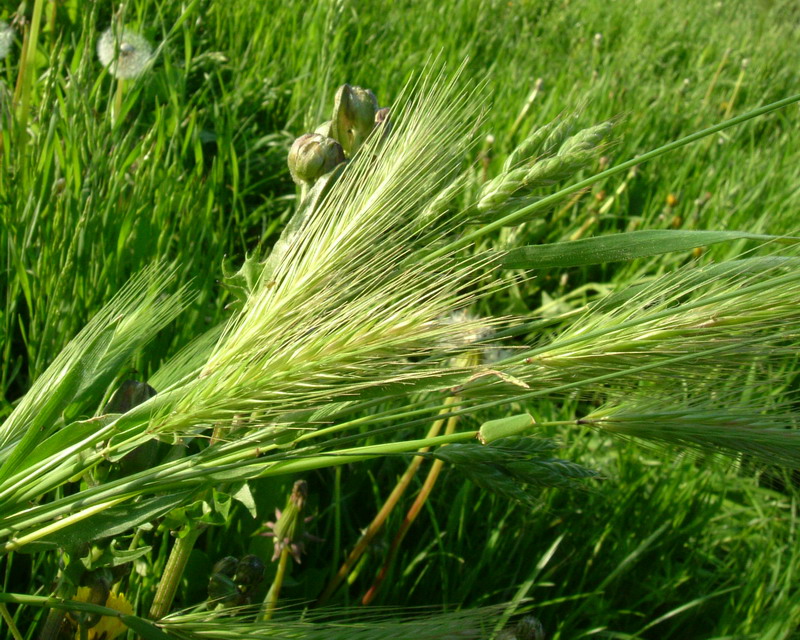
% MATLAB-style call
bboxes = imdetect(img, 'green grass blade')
[501,230,794,270]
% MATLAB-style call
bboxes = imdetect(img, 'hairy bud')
[288,133,345,185]
[331,84,379,156]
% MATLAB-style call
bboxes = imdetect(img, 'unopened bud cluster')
[207,554,266,608]
[288,83,390,192]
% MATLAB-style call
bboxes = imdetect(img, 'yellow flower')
[72,587,134,640]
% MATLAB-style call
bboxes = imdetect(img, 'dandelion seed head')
[0,22,14,61]
[97,26,152,79]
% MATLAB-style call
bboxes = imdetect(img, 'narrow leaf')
[501,230,791,269]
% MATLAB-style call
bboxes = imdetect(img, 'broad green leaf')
[501,230,791,270]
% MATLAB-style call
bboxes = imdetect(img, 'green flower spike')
[331,84,379,156]
[288,133,345,186]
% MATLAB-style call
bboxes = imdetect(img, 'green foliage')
[1,0,799,639]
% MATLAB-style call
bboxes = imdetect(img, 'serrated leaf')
[221,250,263,306]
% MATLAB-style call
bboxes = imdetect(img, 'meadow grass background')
[2,0,800,637]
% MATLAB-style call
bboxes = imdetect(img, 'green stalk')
[148,525,204,620]
[0,603,23,640]
[0,421,579,551]
[15,0,46,137]
[113,78,126,125]
[361,408,461,605]
[424,93,800,262]
[259,546,290,622]
[317,397,458,606]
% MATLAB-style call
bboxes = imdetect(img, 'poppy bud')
[331,84,379,156]
[234,554,266,587]
[207,573,239,605]
[288,133,345,185]
[212,556,238,577]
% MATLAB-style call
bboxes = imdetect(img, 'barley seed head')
[97,26,153,79]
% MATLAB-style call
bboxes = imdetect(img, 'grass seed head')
[97,27,153,79]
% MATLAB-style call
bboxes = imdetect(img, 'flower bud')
[288,133,345,185]
[207,573,239,605]
[260,479,319,563]
[331,84,378,156]
[234,554,266,587]
[104,380,157,414]
[211,556,238,577]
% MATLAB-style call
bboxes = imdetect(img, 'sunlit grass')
[1,1,799,639]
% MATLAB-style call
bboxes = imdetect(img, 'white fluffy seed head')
[97,27,153,79]
[0,22,14,61]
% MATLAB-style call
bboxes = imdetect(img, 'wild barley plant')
[0,70,799,639]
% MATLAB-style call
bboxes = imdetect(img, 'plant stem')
[148,525,204,620]
[361,409,461,604]
[113,79,125,125]
[15,0,46,137]
[0,592,169,640]
[317,396,457,606]
[0,603,23,640]
[260,546,290,621]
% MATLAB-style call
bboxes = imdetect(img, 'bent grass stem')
[316,396,458,606]
[423,93,800,263]
[0,603,23,640]
[361,409,461,604]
